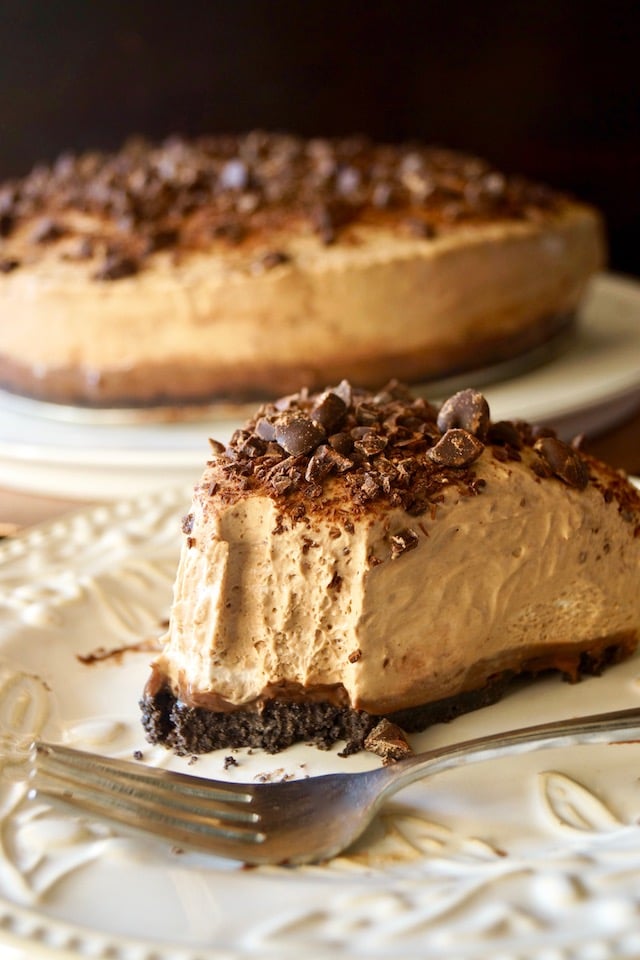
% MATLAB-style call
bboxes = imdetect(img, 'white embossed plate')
[0,271,639,500]
[0,486,639,959]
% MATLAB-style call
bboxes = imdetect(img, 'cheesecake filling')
[150,451,640,718]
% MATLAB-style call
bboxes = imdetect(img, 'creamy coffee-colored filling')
[152,450,640,716]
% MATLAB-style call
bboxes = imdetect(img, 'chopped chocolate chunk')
[208,438,226,456]
[0,258,19,274]
[333,379,353,407]
[212,221,247,244]
[181,513,195,534]
[146,227,180,252]
[65,236,95,260]
[354,432,387,457]
[239,435,267,458]
[487,419,523,449]
[364,719,414,764]
[404,216,436,238]
[533,436,590,490]
[336,165,361,195]
[428,428,484,468]
[94,251,139,281]
[255,250,291,271]
[305,445,333,483]
[219,158,249,191]
[530,456,554,479]
[271,476,294,496]
[328,431,354,456]
[372,181,394,208]
[223,755,238,769]
[360,473,382,500]
[30,217,67,244]
[390,527,419,558]
[306,444,353,482]
[326,445,355,473]
[492,446,509,463]
[312,200,360,244]
[0,212,14,237]
[264,441,286,458]
[255,416,278,442]
[355,402,381,426]
[437,388,490,440]
[275,413,326,456]
[311,391,348,432]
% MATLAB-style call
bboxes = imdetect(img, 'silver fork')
[29,706,640,865]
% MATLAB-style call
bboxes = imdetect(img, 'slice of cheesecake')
[141,381,640,754]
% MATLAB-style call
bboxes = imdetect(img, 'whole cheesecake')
[141,381,640,755]
[0,133,603,407]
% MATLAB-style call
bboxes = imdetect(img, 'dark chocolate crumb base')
[140,641,634,757]
[140,690,375,756]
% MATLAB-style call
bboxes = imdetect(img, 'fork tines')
[30,742,266,852]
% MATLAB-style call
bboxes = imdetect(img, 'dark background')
[0,0,638,275]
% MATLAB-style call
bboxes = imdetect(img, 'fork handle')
[381,705,640,797]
